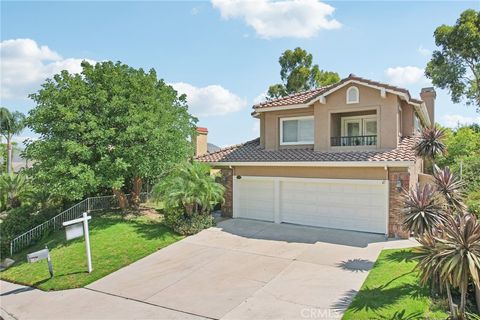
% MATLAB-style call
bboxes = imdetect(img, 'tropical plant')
[0,107,26,174]
[442,214,479,316]
[0,172,31,209]
[433,165,466,213]
[153,162,224,216]
[413,127,447,163]
[403,184,446,235]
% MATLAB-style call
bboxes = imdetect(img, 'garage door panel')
[237,180,274,222]
[280,180,387,234]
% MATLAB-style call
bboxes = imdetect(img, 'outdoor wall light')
[396,177,403,192]
[236,175,242,179]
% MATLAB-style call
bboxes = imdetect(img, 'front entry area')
[234,176,389,235]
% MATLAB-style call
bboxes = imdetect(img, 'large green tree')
[425,9,480,111]
[25,61,197,205]
[0,107,26,174]
[267,47,340,99]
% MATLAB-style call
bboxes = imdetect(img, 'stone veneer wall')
[388,169,410,238]
[219,168,233,218]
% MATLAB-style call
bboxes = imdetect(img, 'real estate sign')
[27,247,53,277]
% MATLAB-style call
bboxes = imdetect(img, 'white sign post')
[63,212,93,273]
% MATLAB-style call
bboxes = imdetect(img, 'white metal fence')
[9,192,150,256]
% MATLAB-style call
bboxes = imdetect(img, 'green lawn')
[0,211,182,291]
[343,248,448,319]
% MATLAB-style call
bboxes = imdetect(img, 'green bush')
[153,162,223,235]
[466,191,480,218]
[0,206,59,258]
[163,208,214,235]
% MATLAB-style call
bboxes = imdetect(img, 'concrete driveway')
[87,219,416,319]
[1,219,417,320]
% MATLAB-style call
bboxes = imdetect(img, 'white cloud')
[418,45,430,57]
[211,0,341,39]
[253,91,267,104]
[170,82,247,117]
[385,66,428,86]
[0,38,95,100]
[441,114,480,128]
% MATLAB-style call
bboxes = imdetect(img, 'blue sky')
[1,0,479,147]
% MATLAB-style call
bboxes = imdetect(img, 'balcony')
[330,135,377,147]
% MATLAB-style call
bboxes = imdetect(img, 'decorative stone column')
[388,170,410,238]
[219,168,233,218]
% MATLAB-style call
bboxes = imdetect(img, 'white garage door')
[280,179,388,234]
[234,177,388,234]
[235,179,275,222]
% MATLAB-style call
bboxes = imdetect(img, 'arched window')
[346,86,359,104]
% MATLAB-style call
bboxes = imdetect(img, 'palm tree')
[0,107,26,174]
[402,184,447,235]
[153,162,225,216]
[0,172,30,209]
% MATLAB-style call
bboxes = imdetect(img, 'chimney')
[194,127,208,156]
[420,87,436,126]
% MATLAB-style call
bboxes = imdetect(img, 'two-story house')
[196,74,436,238]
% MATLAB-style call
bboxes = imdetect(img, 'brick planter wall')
[388,170,410,238]
[219,168,233,218]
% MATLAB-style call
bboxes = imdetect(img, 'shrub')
[0,206,59,258]
[467,191,480,218]
[153,162,224,235]
[163,208,215,235]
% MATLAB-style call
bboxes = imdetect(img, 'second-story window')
[414,113,422,133]
[280,116,314,145]
[346,86,359,104]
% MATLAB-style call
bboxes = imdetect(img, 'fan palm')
[403,184,447,235]
[413,127,447,162]
[0,107,26,174]
[433,165,466,213]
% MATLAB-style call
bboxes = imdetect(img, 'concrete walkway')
[1,219,418,320]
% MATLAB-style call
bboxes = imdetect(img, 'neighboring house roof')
[207,143,221,153]
[252,74,430,127]
[196,136,418,165]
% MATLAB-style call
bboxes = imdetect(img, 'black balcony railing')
[331,135,377,147]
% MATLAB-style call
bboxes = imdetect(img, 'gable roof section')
[253,74,431,127]
[195,136,418,166]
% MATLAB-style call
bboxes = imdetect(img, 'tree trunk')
[112,188,128,209]
[446,282,457,319]
[6,135,12,174]
[476,284,480,314]
[131,176,142,208]
[459,284,467,318]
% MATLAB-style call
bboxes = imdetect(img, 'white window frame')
[280,116,314,145]
[346,86,359,104]
[340,115,377,137]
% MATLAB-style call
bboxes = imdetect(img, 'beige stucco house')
[196,74,436,238]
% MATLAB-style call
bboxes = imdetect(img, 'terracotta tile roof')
[196,136,418,164]
[253,74,418,110]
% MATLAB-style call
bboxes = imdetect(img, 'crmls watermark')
[300,308,341,319]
